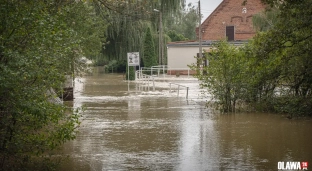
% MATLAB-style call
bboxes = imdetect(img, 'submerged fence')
[136,65,193,79]
[133,66,192,99]
[169,82,189,99]
[135,73,155,91]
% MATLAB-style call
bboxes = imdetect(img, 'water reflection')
[60,67,312,171]
[215,113,312,170]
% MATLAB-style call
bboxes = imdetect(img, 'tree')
[190,41,247,112]
[166,2,200,40]
[126,64,136,80]
[143,27,157,68]
[191,0,312,116]
[93,0,183,69]
[0,1,104,169]
[252,7,279,32]
[167,30,188,42]
[248,0,312,116]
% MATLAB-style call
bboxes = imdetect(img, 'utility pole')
[198,0,202,59]
[158,12,161,65]
[154,9,163,65]
[160,11,163,65]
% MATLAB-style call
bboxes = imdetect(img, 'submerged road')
[60,67,312,171]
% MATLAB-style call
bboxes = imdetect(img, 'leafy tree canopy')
[166,2,199,40]
[167,30,188,42]
[0,0,105,169]
[191,0,312,116]
[143,27,157,68]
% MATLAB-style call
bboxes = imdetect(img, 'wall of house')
[167,46,211,75]
[200,0,266,41]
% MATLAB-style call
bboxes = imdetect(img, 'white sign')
[127,52,140,66]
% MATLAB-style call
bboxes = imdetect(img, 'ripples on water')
[60,68,312,171]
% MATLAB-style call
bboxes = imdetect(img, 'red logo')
[301,162,308,170]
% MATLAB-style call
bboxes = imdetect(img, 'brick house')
[166,0,266,75]
[197,0,266,41]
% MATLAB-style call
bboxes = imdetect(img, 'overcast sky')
[185,0,223,23]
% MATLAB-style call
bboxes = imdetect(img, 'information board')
[127,52,140,66]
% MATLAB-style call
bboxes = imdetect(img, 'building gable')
[197,0,266,41]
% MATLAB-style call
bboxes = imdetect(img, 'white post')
[127,65,129,82]
[160,11,164,65]
[163,65,165,78]
[127,65,129,92]
[153,77,155,91]
[186,87,189,99]
[148,77,150,91]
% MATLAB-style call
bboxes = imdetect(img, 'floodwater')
[60,67,312,171]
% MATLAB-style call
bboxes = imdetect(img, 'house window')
[226,26,234,41]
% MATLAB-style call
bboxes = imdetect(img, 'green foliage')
[115,59,127,73]
[105,60,117,72]
[94,0,183,64]
[92,0,198,68]
[248,0,312,116]
[190,41,247,112]
[0,0,104,169]
[94,56,109,66]
[65,2,107,59]
[126,65,135,80]
[143,27,157,68]
[252,7,279,31]
[167,30,188,42]
[165,2,199,40]
[103,18,148,61]
[191,0,312,116]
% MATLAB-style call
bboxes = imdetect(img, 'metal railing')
[136,73,155,91]
[151,65,167,77]
[134,66,193,97]
[169,82,189,99]
[136,65,194,80]
[139,65,167,78]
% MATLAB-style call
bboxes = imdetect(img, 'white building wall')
[167,47,198,69]
[167,46,211,69]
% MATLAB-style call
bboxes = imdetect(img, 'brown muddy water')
[60,67,312,171]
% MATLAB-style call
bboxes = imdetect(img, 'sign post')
[127,52,140,81]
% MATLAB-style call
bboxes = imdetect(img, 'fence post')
[186,87,189,99]
[148,77,150,91]
[162,65,164,77]
[153,77,155,91]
